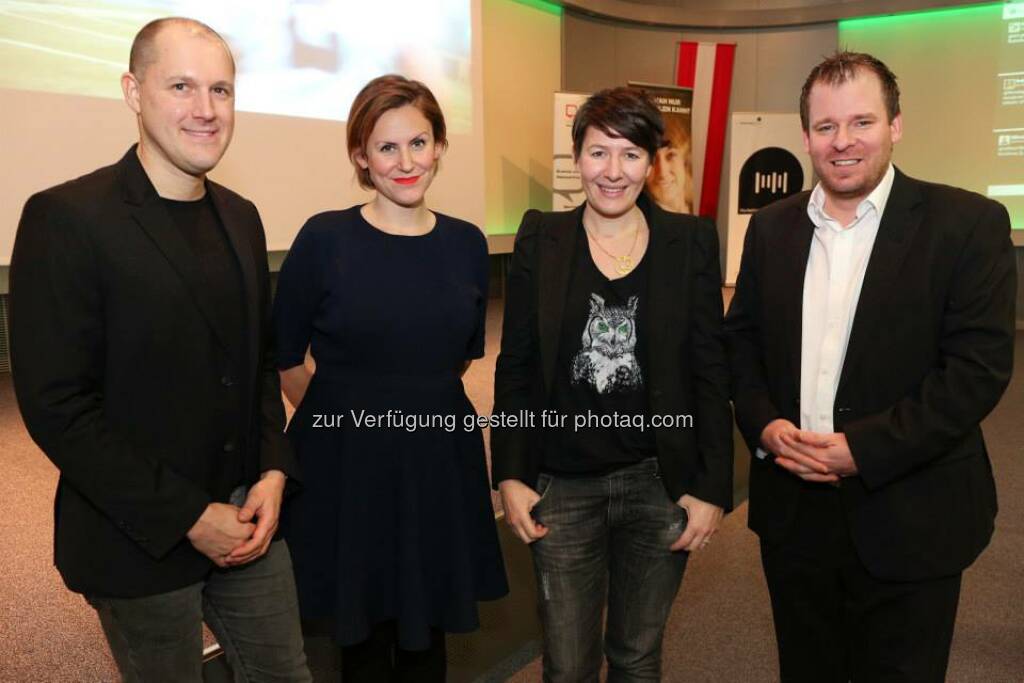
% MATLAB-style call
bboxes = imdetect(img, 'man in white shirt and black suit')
[725,51,1016,682]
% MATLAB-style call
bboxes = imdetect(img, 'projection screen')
[0,0,485,265]
[839,2,1024,241]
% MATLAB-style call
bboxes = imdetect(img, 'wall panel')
[482,0,563,242]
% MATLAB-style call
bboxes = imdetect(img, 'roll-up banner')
[629,82,695,215]
[724,112,812,285]
[553,91,591,211]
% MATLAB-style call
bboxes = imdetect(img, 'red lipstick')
[394,176,421,185]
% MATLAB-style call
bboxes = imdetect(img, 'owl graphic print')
[571,293,643,394]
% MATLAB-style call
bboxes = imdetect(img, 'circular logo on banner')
[738,147,804,214]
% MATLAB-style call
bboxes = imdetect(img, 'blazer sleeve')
[250,204,301,483]
[490,210,543,488]
[723,212,783,456]
[844,199,1017,489]
[683,219,735,510]
[9,192,210,559]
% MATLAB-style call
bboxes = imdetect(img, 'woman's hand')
[498,479,549,544]
[670,494,723,552]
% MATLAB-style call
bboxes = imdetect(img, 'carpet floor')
[1,307,1020,682]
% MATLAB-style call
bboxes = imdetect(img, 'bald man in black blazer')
[10,18,309,681]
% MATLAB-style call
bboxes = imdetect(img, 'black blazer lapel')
[118,148,232,351]
[838,169,924,397]
[781,200,816,394]
[642,199,683,382]
[207,183,260,355]
[538,205,581,394]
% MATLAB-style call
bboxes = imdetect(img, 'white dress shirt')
[800,163,895,434]
[754,164,895,459]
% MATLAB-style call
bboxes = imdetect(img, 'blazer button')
[223,441,236,453]
[221,375,234,387]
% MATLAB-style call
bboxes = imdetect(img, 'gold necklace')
[584,222,641,275]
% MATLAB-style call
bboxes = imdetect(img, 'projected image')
[992,2,1024,223]
[840,2,1024,230]
[0,0,473,131]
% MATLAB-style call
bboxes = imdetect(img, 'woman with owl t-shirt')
[491,87,733,682]
[272,75,507,683]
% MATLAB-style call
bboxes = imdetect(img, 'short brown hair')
[346,75,448,190]
[129,17,234,79]
[800,51,900,131]
[571,87,664,161]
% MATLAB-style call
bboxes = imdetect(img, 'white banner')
[552,92,590,211]
[725,113,812,285]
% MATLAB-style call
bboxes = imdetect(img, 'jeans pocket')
[533,472,555,511]
[658,485,687,545]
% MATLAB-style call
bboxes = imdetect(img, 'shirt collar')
[808,163,895,230]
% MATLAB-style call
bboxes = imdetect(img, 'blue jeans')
[86,540,311,683]
[530,458,688,683]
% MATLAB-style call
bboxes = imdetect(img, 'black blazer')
[10,147,299,598]
[491,196,734,508]
[725,168,1016,581]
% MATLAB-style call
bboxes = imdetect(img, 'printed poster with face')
[629,82,695,215]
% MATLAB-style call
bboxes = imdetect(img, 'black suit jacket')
[10,147,299,598]
[725,168,1016,581]
[492,196,734,508]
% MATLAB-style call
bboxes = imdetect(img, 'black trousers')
[341,620,446,683]
[761,485,962,683]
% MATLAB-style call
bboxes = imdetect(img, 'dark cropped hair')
[800,51,900,131]
[571,87,664,161]
[347,75,448,190]
[129,17,234,78]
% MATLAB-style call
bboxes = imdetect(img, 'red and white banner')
[675,41,736,220]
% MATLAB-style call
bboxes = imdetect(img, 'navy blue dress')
[273,206,508,650]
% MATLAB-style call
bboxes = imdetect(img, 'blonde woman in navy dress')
[273,75,508,683]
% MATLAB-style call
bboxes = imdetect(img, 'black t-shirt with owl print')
[543,224,657,476]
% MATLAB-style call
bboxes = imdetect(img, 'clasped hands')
[186,470,287,568]
[498,479,722,553]
[761,418,857,482]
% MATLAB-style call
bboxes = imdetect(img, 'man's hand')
[786,431,858,477]
[670,494,723,552]
[498,479,548,545]
[760,418,801,456]
[187,503,256,568]
[762,418,838,482]
[225,470,287,566]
